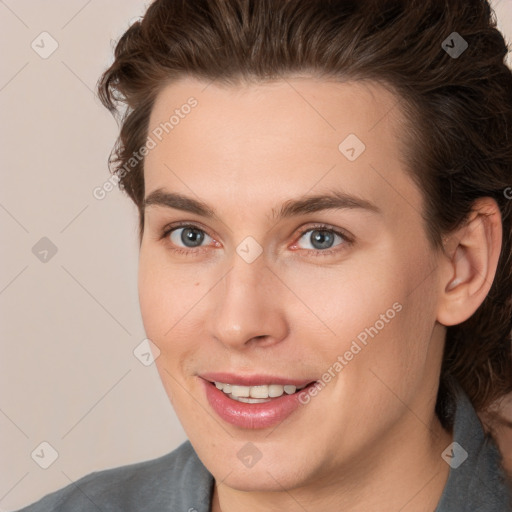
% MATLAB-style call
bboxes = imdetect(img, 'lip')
[199,372,316,387]
[200,377,318,429]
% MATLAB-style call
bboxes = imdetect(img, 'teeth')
[214,382,309,399]
[283,385,297,395]
[230,396,271,404]
[250,385,270,398]
[268,385,285,398]
[231,385,250,397]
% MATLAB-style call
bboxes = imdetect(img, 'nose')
[209,252,288,350]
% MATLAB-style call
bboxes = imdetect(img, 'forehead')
[147,76,404,157]
[144,76,421,220]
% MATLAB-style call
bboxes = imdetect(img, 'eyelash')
[159,222,354,257]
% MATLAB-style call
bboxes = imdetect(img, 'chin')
[220,468,306,493]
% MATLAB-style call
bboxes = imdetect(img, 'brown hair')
[96,0,512,426]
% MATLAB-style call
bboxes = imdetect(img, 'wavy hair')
[96,0,512,427]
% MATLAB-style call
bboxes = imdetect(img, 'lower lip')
[202,379,317,429]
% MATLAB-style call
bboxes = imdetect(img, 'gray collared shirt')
[16,384,512,511]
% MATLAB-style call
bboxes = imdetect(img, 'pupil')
[182,227,204,247]
[311,230,333,250]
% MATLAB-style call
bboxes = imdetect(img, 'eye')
[160,222,352,257]
[294,225,350,253]
[165,224,214,249]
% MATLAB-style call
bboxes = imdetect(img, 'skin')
[138,76,502,511]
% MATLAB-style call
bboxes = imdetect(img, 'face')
[138,76,447,492]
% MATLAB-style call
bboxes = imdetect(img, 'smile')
[201,378,319,429]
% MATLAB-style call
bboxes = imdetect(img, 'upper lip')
[199,372,317,387]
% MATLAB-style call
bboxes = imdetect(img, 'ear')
[436,197,503,327]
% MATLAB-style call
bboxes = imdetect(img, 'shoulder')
[16,440,214,512]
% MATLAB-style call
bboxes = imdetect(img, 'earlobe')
[437,198,502,327]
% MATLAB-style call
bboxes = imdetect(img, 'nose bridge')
[209,248,287,348]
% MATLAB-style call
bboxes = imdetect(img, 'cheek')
[338,253,441,403]
[295,244,439,380]
[138,251,203,409]
[138,256,167,337]
[138,247,203,339]
[278,250,405,344]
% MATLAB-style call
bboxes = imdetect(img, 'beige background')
[1,1,511,510]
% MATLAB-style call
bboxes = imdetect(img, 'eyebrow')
[143,188,381,221]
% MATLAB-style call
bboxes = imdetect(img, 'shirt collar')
[435,379,512,511]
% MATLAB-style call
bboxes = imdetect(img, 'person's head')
[97,0,511,496]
